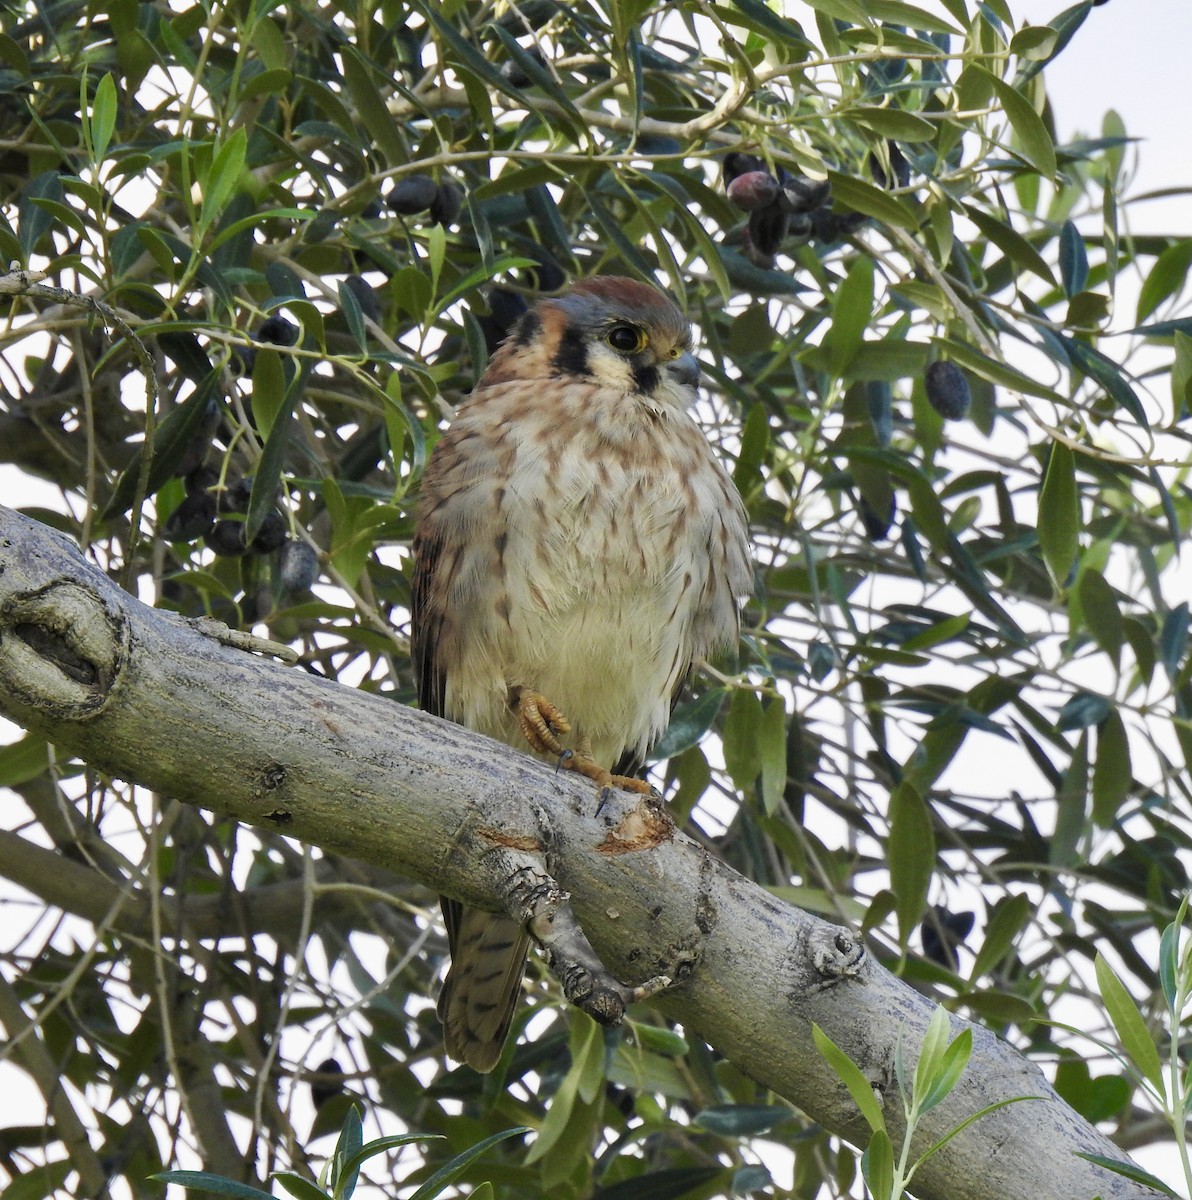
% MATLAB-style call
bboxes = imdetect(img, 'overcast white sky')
[1012,0,1192,235]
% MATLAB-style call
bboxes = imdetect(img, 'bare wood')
[0,505,1161,1200]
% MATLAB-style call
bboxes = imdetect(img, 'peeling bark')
[0,505,1163,1200]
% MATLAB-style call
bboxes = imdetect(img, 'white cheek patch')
[585,344,636,390]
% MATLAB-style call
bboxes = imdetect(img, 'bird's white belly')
[447,453,705,769]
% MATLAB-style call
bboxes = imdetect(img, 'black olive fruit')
[277,539,319,592]
[746,206,790,263]
[207,519,248,556]
[477,287,530,352]
[310,1058,345,1111]
[921,906,976,970]
[251,510,288,554]
[219,477,253,514]
[342,274,381,323]
[777,175,832,214]
[925,360,972,420]
[163,491,217,541]
[388,174,439,215]
[723,151,766,183]
[502,44,547,88]
[255,315,297,346]
[869,141,911,191]
[429,181,464,227]
[858,493,897,542]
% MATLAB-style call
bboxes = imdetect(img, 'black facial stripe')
[631,361,659,395]
[513,310,542,346]
[552,325,591,377]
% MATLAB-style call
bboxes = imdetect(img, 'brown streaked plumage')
[411,276,752,1072]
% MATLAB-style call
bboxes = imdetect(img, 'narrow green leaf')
[935,337,1064,402]
[650,690,727,762]
[888,781,935,947]
[968,892,1031,983]
[911,1006,952,1102]
[758,696,787,815]
[801,0,869,22]
[200,127,247,231]
[1072,1154,1183,1199]
[632,1023,689,1057]
[337,280,368,354]
[841,338,929,383]
[1076,568,1123,668]
[917,1026,971,1116]
[328,1103,363,1200]
[0,733,51,786]
[1058,221,1088,296]
[727,0,812,52]
[1092,709,1131,827]
[722,688,762,794]
[823,256,874,376]
[972,66,1057,178]
[866,0,963,33]
[251,348,286,439]
[1157,901,1187,1012]
[1094,954,1165,1097]
[152,1172,278,1200]
[90,72,118,164]
[408,1128,529,1200]
[206,207,315,256]
[101,374,219,519]
[1171,330,1192,419]
[1063,337,1148,426]
[273,1173,328,1200]
[1160,602,1190,681]
[572,1013,605,1105]
[6,1161,73,1200]
[1038,441,1078,587]
[825,172,917,229]
[337,1136,439,1184]
[849,106,936,143]
[812,1025,886,1133]
[248,356,311,542]
[1056,691,1111,732]
[1136,239,1192,324]
[339,47,405,165]
[1010,24,1058,60]
[964,205,1055,286]
[694,1104,792,1136]
[588,196,657,281]
[861,1129,894,1200]
[489,23,589,135]
[915,1095,1044,1168]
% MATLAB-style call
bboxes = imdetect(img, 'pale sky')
[1013,0,1192,235]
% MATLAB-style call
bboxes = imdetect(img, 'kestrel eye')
[605,323,648,354]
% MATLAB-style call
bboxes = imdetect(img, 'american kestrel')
[411,276,752,1072]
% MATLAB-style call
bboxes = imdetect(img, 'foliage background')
[2,0,1191,1196]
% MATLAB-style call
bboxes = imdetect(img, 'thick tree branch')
[0,506,1161,1200]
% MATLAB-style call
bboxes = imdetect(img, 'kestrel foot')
[568,734,653,796]
[516,689,571,757]
[513,693,652,795]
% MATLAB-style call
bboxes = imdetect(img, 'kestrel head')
[482,276,700,408]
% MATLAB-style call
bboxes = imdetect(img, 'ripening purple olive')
[727,170,781,212]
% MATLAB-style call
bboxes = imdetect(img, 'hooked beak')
[666,351,700,390]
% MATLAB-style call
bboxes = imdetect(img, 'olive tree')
[1,0,1190,1198]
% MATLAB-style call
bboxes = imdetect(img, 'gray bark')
[0,504,1162,1200]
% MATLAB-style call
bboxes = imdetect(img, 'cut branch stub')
[0,579,129,717]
